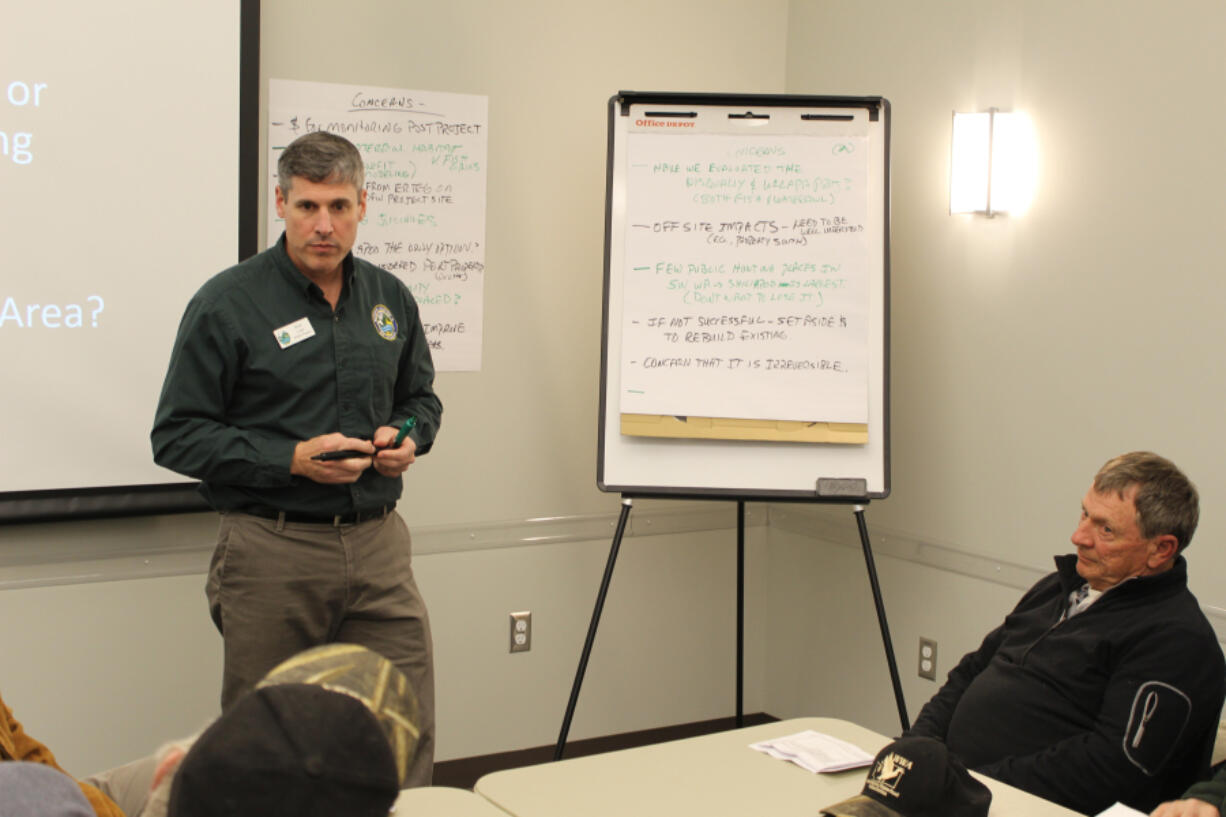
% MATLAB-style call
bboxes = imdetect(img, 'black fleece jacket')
[907,555,1224,815]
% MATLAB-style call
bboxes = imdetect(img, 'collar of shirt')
[273,232,356,306]
[1064,583,1104,619]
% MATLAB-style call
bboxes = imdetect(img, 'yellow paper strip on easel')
[620,413,868,444]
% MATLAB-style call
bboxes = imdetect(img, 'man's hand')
[291,433,374,484]
[1151,799,1221,817]
[371,424,417,477]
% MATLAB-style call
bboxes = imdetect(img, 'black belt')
[242,504,393,527]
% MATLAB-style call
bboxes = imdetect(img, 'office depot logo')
[635,119,695,129]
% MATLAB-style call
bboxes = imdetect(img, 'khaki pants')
[206,510,434,787]
[84,754,159,817]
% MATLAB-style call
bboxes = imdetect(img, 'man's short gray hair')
[1093,451,1199,552]
[277,131,365,196]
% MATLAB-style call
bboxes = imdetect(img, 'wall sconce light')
[950,108,1037,216]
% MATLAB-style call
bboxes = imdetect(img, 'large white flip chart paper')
[619,128,870,423]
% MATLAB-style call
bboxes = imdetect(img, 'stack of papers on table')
[750,730,875,774]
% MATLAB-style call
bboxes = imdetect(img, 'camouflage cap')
[258,643,420,786]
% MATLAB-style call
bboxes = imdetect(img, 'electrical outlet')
[918,637,938,680]
[510,611,531,653]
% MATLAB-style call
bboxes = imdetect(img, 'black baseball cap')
[821,736,992,817]
[167,683,399,817]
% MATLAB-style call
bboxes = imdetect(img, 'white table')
[393,785,510,816]
[474,717,1084,817]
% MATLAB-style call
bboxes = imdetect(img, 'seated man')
[906,451,1225,815]
[1,691,123,817]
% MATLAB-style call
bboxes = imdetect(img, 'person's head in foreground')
[164,644,420,817]
[166,683,397,817]
[257,641,421,785]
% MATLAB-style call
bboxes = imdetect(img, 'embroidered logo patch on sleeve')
[371,304,398,341]
[1123,680,1192,775]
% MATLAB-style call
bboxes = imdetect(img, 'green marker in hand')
[392,416,417,447]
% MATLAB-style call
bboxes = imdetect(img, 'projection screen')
[0,0,259,522]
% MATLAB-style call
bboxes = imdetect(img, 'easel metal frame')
[572,90,896,758]
[554,494,909,761]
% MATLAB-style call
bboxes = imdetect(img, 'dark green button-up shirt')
[151,235,442,515]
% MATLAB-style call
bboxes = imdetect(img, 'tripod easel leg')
[554,498,633,760]
[854,504,910,733]
[736,500,745,728]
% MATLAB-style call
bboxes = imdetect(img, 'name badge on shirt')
[273,317,315,349]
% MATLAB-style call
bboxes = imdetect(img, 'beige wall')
[762,524,1024,736]
[773,0,1226,728]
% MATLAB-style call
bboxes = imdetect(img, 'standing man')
[152,131,441,786]
[906,451,1224,815]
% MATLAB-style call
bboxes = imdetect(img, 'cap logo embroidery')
[371,304,398,341]
[866,751,912,799]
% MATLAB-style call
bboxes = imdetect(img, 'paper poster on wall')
[620,131,870,423]
[268,78,488,371]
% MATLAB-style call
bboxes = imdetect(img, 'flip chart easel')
[599,92,888,498]
[557,93,904,759]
